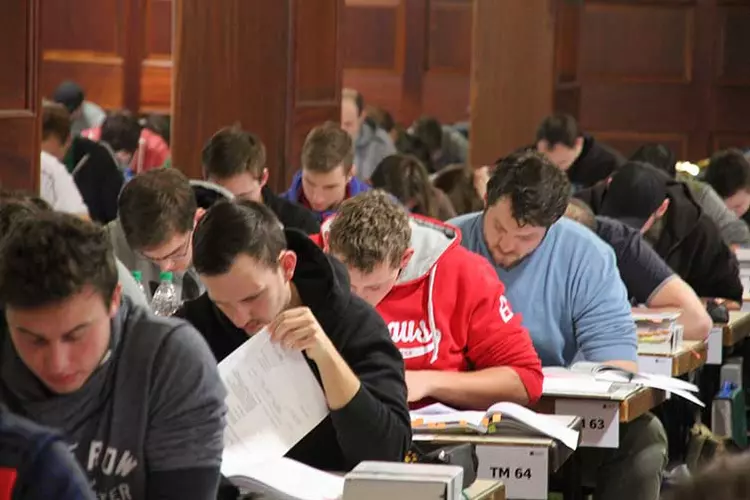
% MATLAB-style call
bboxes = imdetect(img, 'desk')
[723,311,750,347]
[538,386,666,424]
[638,340,707,377]
[465,480,505,500]
[414,418,580,500]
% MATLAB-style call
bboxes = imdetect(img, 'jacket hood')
[355,121,377,149]
[286,229,353,314]
[190,180,234,210]
[398,216,459,283]
[282,171,371,221]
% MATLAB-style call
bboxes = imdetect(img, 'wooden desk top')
[722,311,750,347]
[639,340,707,376]
[464,480,506,500]
[538,386,666,424]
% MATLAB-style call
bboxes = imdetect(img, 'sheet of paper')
[542,372,614,396]
[486,402,579,450]
[225,456,344,500]
[218,328,329,468]
[410,402,460,416]
[410,410,487,428]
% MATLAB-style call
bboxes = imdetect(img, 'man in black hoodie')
[177,200,411,474]
[536,113,625,190]
[201,126,320,234]
[576,161,742,302]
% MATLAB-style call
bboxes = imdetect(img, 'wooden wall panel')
[342,0,471,127]
[40,0,124,108]
[0,0,41,192]
[172,0,341,189]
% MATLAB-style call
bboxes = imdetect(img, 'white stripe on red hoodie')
[318,215,543,406]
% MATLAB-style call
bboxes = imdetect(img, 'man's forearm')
[428,367,529,410]
[604,360,638,372]
[314,349,362,410]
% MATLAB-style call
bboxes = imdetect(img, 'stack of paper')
[633,310,682,355]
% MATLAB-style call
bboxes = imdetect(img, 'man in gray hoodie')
[341,88,396,181]
[0,213,226,499]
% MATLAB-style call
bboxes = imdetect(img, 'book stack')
[633,310,682,355]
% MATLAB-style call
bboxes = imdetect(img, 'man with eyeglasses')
[106,168,234,301]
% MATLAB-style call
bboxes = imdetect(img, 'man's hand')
[405,371,435,403]
[269,307,335,362]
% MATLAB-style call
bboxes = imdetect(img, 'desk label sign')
[638,355,673,377]
[707,327,723,365]
[476,445,548,500]
[555,400,619,448]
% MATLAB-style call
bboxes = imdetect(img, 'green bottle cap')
[159,271,173,281]
[132,270,142,281]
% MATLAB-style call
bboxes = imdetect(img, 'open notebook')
[410,401,580,450]
[543,362,704,407]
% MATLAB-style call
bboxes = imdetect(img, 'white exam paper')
[218,328,329,469]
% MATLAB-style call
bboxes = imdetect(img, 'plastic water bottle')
[151,271,180,316]
[131,270,151,304]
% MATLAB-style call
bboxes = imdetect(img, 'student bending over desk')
[450,150,668,500]
[0,213,226,499]
[565,198,712,341]
[177,200,411,473]
[321,190,543,410]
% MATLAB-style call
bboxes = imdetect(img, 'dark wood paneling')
[40,54,124,109]
[140,61,171,113]
[173,0,341,190]
[715,5,750,85]
[470,0,555,165]
[580,4,694,83]
[428,0,472,72]
[594,132,688,160]
[342,0,470,126]
[713,133,750,152]
[343,3,400,69]
[147,0,173,57]
[41,0,121,54]
[0,0,41,192]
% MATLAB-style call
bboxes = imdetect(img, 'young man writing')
[0,213,226,499]
[450,151,667,500]
[283,122,371,221]
[176,200,411,472]
[321,191,543,409]
[108,168,233,300]
[202,126,320,233]
[565,199,712,341]
[703,148,750,219]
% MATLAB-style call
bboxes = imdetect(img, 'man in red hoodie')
[320,190,543,410]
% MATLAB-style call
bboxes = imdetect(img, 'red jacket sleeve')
[458,253,543,404]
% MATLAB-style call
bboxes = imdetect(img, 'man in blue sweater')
[450,150,667,500]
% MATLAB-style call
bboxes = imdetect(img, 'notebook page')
[486,402,580,450]
[225,456,344,500]
[219,328,329,466]
[542,368,614,395]
[410,402,460,416]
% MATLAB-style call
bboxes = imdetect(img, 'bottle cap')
[132,270,142,281]
[159,271,173,281]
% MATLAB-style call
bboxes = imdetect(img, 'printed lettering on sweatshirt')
[70,441,138,500]
[499,295,514,323]
[388,319,442,363]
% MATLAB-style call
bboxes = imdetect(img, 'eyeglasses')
[140,230,193,265]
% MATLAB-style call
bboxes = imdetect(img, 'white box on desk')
[343,461,464,500]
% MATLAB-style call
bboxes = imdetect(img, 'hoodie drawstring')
[427,263,441,363]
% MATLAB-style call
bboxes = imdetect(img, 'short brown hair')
[202,126,267,180]
[301,122,354,173]
[118,168,196,251]
[328,190,411,273]
[0,212,118,309]
[42,101,71,144]
[433,165,484,215]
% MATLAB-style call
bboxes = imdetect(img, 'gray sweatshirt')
[0,298,226,499]
[355,122,397,181]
